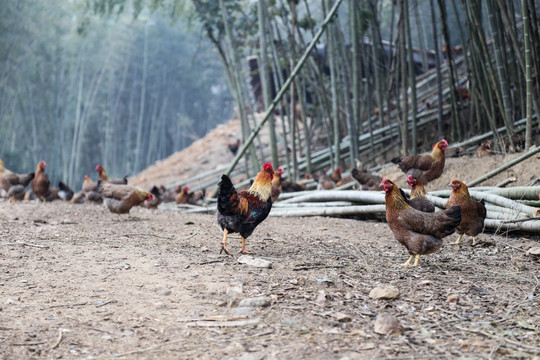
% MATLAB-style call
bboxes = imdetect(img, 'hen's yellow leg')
[450,234,463,245]
[220,229,232,255]
[239,236,252,254]
[471,237,477,246]
[412,254,421,267]
[401,255,414,267]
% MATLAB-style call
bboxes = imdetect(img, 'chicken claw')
[220,229,232,256]
[239,236,252,254]
[402,255,421,267]
[401,255,414,267]
[449,234,463,245]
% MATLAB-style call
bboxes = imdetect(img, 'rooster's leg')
[239,236,252,254]
[471,237,477,246]
[449,234,463,245]
[411,254,421,267]
[220,229,232,255]
[401,255,414,267]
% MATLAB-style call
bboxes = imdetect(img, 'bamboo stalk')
[269,204,386,217]
[484,219,540,233]
[469,191,539,217]
[280,190,385,204]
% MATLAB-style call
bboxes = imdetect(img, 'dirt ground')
[1,200,539,359]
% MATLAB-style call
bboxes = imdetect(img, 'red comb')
[263,162,273,171]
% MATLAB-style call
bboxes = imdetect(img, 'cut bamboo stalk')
[484,219,540,233]
[280,190,385,204]
[469,191,538,217]
[269,204,386,217]
[467,146,540,187]
[273,201,353,208]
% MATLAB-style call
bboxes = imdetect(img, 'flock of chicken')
[0,138,493,267]
[216,139,488,267]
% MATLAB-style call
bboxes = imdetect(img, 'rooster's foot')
[220,245,232,256]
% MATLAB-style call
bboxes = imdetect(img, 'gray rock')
[237,255,272,268]
[374,313,402,335]
[369,285,400,300]
[237,296,272,308]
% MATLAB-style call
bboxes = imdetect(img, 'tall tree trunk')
[134,21,149,172]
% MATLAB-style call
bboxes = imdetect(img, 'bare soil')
[1,200,539,359]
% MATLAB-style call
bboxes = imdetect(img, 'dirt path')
[1,202,539,359]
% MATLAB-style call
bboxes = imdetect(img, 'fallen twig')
[2,241,49,249]
[122,233,175,241]
[51,328,64,349]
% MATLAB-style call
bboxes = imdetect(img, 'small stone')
[154,302,167,309]
[237,255,272,268]
[159,289,172,296]
[237,296,272,308]
[527,247,540,256]
[226,283,243,307]
[369,285,400,300]
[334,312,352,323]
[5,299,15,305]
[446,294,459,304]
[230,306,256,317]
[374,313,402,335]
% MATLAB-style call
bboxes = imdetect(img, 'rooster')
[381,178,461,267]
[97,180,153,215]
[406,175,435,212]
[391,139,448,184]
[96,165,128,185]
[30,161,50,202]
[351,168,382,190]
[271,167,284,203]
[446,180,487,246]
[217,162,274,255]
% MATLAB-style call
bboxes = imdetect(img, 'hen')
[271,167,284,203]
[96,165,128,184]
[82,174,103,203]
[144,186,163,209]
[217,162,274,255]
[329,167,342,184]
[175,185,190,204]
[30,161,50,202]
[0,171,35,195]
[381,178,461,267]
[406,175,435,212]
[391,139,448,184]
[446,180,487,245]
[475,140,496,158]
[351,168,383,190]
[314,171,336,190]
[228,138,241,156]
[97,180,153,215]
[58,181,74,201]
